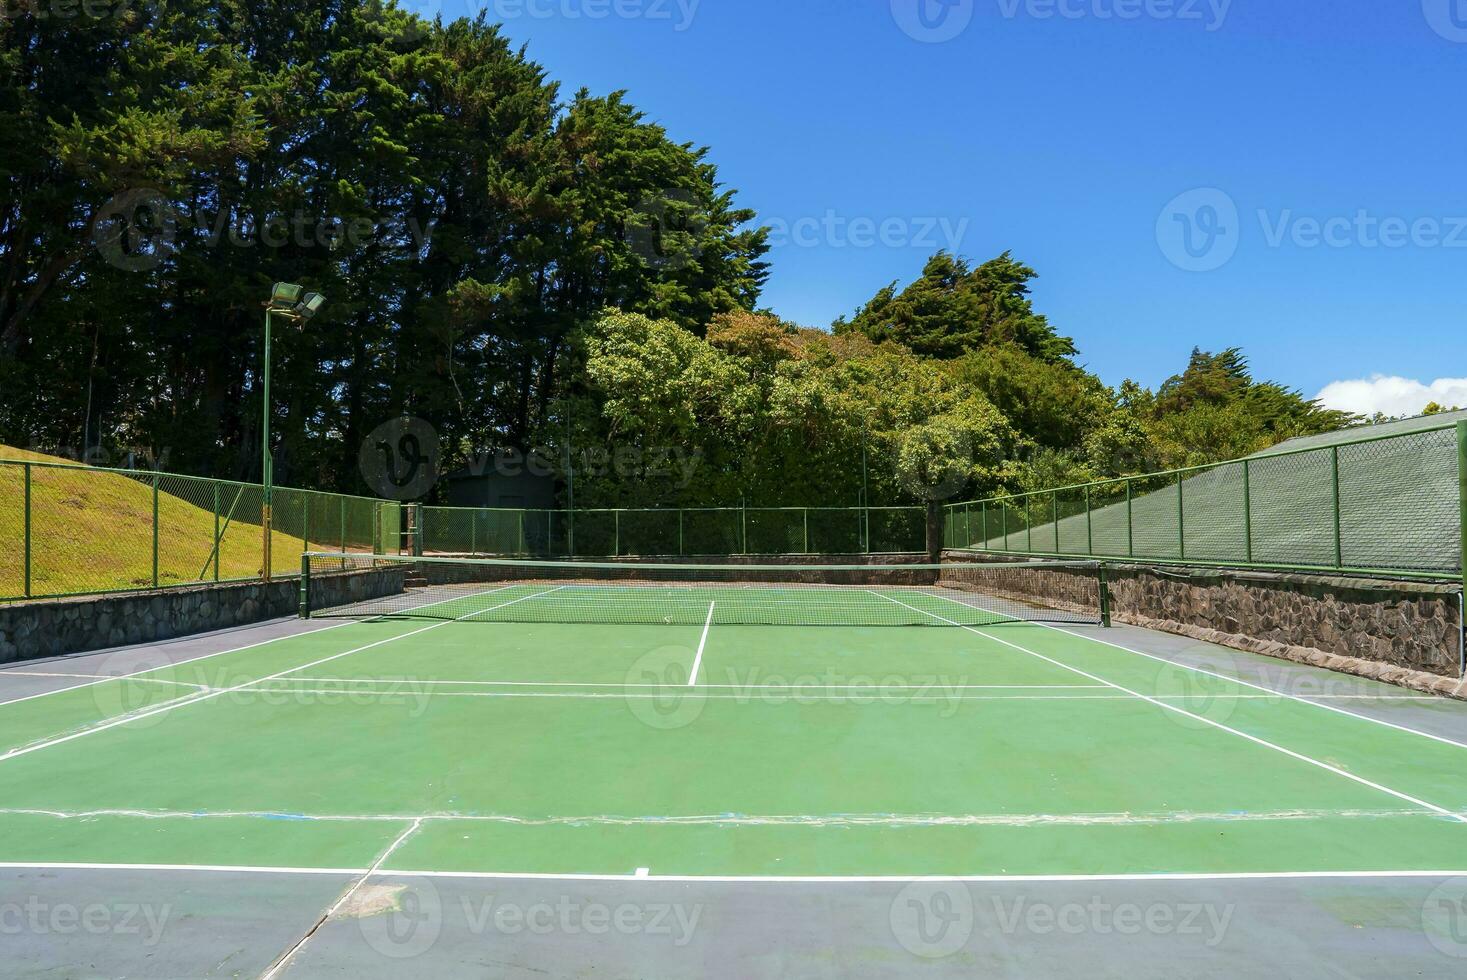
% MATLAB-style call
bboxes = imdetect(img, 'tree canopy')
[0,3,1356,513]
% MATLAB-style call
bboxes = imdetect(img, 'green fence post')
[152,471,160,588]
[22,463,31,598]
[742,500,749,555]
[981,500,988,549]
[1331,446,1344,569]
[1002,499,1009,551]
[803,508,809,554]
[1052,490,1060,553]
[1177,472,1185,560]
[1243,459,1253,564]
[518,510,526,555]
[678,509,685,555]
[213,484,221,582]
[1126,479,1134,557]
[1026,495,1033,553]
[339,497,346,555]
[615,509,621,556]
[1085,485,1093,556]
[1457,420,1467,676]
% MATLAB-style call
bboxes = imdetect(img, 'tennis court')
[4,556,1467,974]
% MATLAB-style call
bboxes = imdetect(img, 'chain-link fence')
[415,505,927,557]
[0,459,391,601]
[945,422,1466,578]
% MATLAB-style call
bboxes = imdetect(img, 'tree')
[834,251,1077,362]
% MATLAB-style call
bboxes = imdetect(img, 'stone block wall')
[0,568,404,664]
[1104,564,1463,678]
[943,551,1466,694]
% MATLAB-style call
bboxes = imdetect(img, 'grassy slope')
[0,448,329,600]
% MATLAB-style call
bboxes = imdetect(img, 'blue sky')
[419,0,1466,414]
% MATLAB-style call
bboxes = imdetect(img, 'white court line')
[1,672,209,692]
[1040,623,1467,751]
[688,602,715,687]
[260,818,424,980]
[0,620,359,709]
[289,679,1113,690]
[3,862,1467,884]
[0,805,1422,827]
[873,592,1467,824]
[0,587,560,765]
[226,688,1452,703]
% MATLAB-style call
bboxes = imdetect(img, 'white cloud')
[1314,376,1467,418]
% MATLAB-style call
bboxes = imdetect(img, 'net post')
[152,470,160,589]
[298,552,311,619]
[1098,563,1112,628]
[1331,446,1343,569]
[1242,459,1253,563]
[22,462,31,599]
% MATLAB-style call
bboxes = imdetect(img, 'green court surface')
[3,584,1467,882]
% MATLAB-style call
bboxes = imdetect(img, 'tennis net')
[301,553,1109,628]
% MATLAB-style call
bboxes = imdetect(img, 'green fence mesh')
[413,505,927,558]
[945,423,1465,577]
[0,459,388,601]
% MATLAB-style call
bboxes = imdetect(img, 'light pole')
[262,283,326,582]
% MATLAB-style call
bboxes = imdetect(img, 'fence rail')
[944,421,1467,580]
[1,458,390,602]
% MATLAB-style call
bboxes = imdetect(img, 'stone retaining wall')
[0,568,403,664]
[944,552,1466,696]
